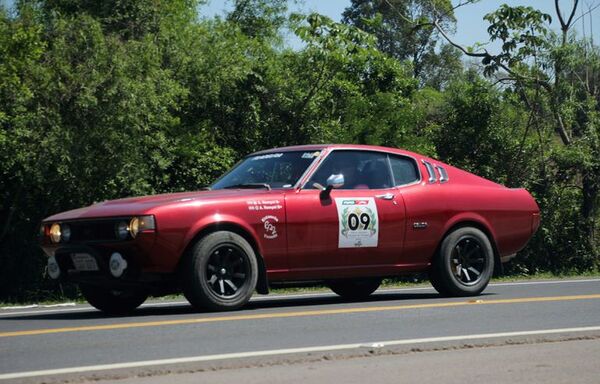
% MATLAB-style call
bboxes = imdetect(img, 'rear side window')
[389,155,419,186]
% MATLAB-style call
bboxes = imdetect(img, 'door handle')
[375,193,394,200]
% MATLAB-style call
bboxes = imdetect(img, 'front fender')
[180,213,264,258]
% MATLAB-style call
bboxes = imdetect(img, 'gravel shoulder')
[61,335,600,384]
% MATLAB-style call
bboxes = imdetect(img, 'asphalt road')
[1,279,600,383]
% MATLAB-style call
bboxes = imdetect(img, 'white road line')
[490,278,600,287]
[1,325,600,380]
[1,278,599,317]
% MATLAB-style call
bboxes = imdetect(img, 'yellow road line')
[2,294,600,338]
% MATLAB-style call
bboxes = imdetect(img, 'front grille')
[66,218,129,242]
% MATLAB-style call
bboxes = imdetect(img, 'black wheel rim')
[450,236,488,286]
[205,244,249,299]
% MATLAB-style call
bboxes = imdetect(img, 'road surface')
[1,279,600,383]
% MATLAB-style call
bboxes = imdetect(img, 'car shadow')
[1,291,497,321]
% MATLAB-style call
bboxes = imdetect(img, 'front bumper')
[51,243,141,281]
[41,232,177,291]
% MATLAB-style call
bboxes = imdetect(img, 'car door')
[285,150,406,279]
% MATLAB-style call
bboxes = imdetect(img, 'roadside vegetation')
[1,0,599,302]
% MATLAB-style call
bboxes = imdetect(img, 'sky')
[2,0,598,51]
[200,0,599,51]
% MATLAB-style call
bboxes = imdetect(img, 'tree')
[482,2,600,268]
[226,0,287,42]
[38,0,199,39]
[419,43,463,89]
[342,0,459,83]
[421,0,600,270]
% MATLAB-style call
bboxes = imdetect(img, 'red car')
[40,144,540,314]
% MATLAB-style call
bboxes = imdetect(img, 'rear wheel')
[430,227,494,297]
[183,231,258,311]
[79,284,147,315]
[328,278,382,300]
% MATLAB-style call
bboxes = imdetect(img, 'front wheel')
[430,227,494,297]
[79,284,147,315]
[328,278,382,300]
[183,231,258,311]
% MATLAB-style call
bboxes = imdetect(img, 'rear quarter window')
[389,155,419,186]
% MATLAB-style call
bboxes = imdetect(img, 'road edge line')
[2,325,600,380]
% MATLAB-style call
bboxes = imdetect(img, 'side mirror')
[326,174,345,189]
[320,174,344,199]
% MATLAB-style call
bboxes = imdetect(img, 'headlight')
[129,215,155,238]
[61,224,71,242]
[115,221,129,240]
[49,223,61,243]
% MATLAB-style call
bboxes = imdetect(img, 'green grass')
[491,270,600,282]
[1,271,599,308]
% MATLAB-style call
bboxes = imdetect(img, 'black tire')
[183,231,258,311]
[430,227,494,297]
[328,278,382,300]
[79,284,147,315]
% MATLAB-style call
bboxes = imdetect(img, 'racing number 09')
[348,212,370,231]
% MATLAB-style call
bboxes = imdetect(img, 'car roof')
[250,144,423,159]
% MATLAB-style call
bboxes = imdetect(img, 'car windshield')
[211,150,322,190]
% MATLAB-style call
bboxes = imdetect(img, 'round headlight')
[49,223,61,243]
[129,217,140,238]
[61,224,71,242]
[116,221,129,240]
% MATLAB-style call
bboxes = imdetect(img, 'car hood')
[43,189,278,222]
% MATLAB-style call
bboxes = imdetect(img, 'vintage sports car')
[40,144,540,314]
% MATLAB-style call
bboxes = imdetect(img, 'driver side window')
[307,150,392,190]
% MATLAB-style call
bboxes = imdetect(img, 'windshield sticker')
[335,198,379,248]
[301,151,321,159]
[247,200,283,211]
[261,215,279,239]
[252,153,283,161]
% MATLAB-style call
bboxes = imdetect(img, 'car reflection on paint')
[39,144,540,314]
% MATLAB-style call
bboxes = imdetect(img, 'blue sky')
[201,0,599,51]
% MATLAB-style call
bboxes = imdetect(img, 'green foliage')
[482,5,552,76]
[341,0,461,86]
[433,77,533,185]
[478,2,600,271]
[0,0,599,302]
[227,0,287,42]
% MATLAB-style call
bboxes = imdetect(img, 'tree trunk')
[582,171,599,255]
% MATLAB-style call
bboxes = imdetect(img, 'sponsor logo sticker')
[261,215,279,239]
[301,151,321,159]
[252,153,283,161]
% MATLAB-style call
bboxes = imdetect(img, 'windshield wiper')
[223,183,272,191]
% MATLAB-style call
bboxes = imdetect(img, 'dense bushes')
[0,0,598,302]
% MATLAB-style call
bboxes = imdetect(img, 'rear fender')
[440,213,502,275]
[442,213,498,243]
